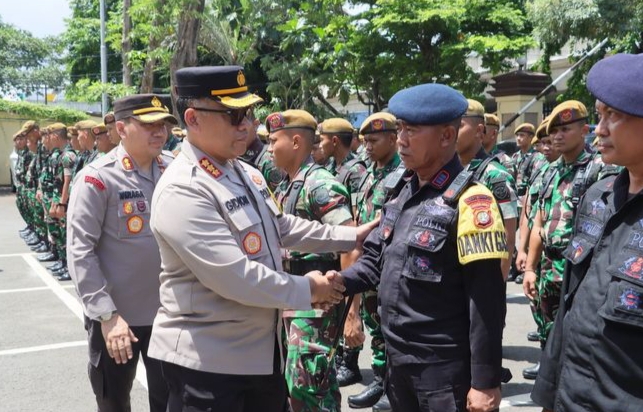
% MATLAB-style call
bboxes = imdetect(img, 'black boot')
[522,362,540,380]
[527,331,540,342]
[337,348,362,387]
[348,374,384,408]
[372,394,391,412]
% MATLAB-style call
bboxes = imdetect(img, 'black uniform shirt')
[342,155,506,389]
[533,170,643,411]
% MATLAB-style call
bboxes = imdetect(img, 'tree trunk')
[121,0,133,86]
[140,0,167,93]
[169,0,206,105]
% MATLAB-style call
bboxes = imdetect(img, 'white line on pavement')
[0,252,35,258]
[0,286,51,294]
[0,340,87,356]
[21,253,149,390]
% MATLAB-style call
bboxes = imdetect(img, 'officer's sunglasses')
[191,106,250,126]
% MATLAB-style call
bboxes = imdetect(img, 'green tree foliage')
[0,99,89,124]
[0,19,66,95]
[527,0,643,114]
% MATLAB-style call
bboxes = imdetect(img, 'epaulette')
[442,169,475,206]
[383,161,411,200]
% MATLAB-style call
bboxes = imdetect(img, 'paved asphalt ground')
[0,187,542,412]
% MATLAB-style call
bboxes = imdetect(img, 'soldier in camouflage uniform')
[522,100,619,380]
[458,100,518,279]
[318,118,367,216]
[241,111,286,192]
[510,123,538,203]
[22,124,47,249]
[343,112,400,409]
[13,131,33,236]
[48,124,77,280]
[482,113,512,171]
[267,110,353,412]
[36,126,61,263]
[515,117,559,349]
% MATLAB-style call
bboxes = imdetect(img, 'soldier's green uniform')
[537,136,617,342]
[511,147,538,201]
[39,138,61,259]
[267,110,353,412]
[276,155,352,412]
[14,142,34,230]
[28,141,50,245]
[490,147,512,171]
[353,152,400,375]
[468,148,518,221]
[327,152,367,216]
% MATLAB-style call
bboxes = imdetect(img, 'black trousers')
[387,360,495,412]
[85,317,168,412]
[161,361,288,412]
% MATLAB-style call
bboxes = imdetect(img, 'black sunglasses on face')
[191,106,250,126]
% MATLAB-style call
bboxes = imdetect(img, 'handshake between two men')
[306,270,346,311]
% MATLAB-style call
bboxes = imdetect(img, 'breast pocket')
[402,230,449,283]
[599,251,643,329]
[117,199,152,238]
[229,207,270,259]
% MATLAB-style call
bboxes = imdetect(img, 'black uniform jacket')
[342,155,506,390]
[532,170,643,411]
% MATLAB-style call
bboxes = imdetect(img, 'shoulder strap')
[383,161,411,201]
[471,154,498,182]
[336,158,366,186]
[539,167,558,200]
[283,164,322,215]
[442,169,475,206]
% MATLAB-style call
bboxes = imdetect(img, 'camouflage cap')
[464,99,485,119]
[76,120,98,130]
[484,113,500,128]
[19,120,39,135]
[318,118,354,135]
[546,100,588,134]
[265,110,317,133]
[514,122,536,135]
[359,112,396,135]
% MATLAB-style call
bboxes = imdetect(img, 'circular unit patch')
[127,216,144,234]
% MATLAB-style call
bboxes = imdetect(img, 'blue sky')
[0,0,71,37]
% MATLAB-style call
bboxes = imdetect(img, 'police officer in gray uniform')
[532,53,643,412]
[67,94,178,412]
[147,66,376,412]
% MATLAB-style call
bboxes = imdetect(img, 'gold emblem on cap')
[237,71,246,87]
[151,96,162,108]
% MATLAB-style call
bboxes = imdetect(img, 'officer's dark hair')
[175,97,195,125]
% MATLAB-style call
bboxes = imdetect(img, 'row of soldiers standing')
[12,116,122,280]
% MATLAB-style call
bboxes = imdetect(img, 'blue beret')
[587,53,643,118]
[388,83,468,125]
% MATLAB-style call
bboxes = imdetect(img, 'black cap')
[174,66,263,108]
[113,94,178,124]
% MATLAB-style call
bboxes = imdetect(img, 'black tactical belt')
[282,259,341,276]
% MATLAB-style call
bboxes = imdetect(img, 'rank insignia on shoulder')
[122,156,134,171]
[126,215,144,234]
[243,232,262,254]
[85,175,106,191]
[199,157,222,179]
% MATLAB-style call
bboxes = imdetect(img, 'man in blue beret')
[532,53,643,412]
[332,83,507,412]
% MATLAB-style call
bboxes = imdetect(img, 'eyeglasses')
[191,106,250,126]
